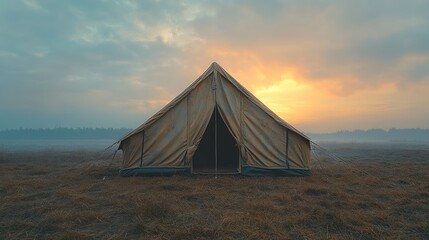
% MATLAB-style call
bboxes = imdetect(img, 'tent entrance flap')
[192,107,239,174]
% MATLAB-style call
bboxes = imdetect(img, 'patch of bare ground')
[0,148,428,239]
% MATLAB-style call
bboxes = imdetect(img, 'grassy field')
[0,143,428,239]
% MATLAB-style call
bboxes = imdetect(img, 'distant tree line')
[308,128,429,142]
[2,127,429,142]
[0,128,133,140]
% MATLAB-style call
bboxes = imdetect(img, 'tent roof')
[118,62,310,143]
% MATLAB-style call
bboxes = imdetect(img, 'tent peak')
[209,62,223,72]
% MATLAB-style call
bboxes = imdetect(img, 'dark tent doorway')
[192,107,239,174]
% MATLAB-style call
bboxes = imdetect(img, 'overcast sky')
[1,0,429,132]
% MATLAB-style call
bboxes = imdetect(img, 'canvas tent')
[117,62,311,176]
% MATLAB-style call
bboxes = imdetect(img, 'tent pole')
[213,72,218,178]
[215,106,218,178]
[286,129,290,169]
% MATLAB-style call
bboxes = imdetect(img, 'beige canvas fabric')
[118,62,311,171]
[121,133,142,168]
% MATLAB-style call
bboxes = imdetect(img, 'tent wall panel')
[187,74,216,164]
[216,75,242,143]
[143,98,188,166]
[121,133,142,169]
[242,97,286,167]
[288,131,311,168]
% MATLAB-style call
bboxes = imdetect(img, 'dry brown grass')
[0,146,428,239]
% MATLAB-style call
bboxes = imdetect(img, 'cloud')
[0,0,428,131]
[187,1,429,89]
